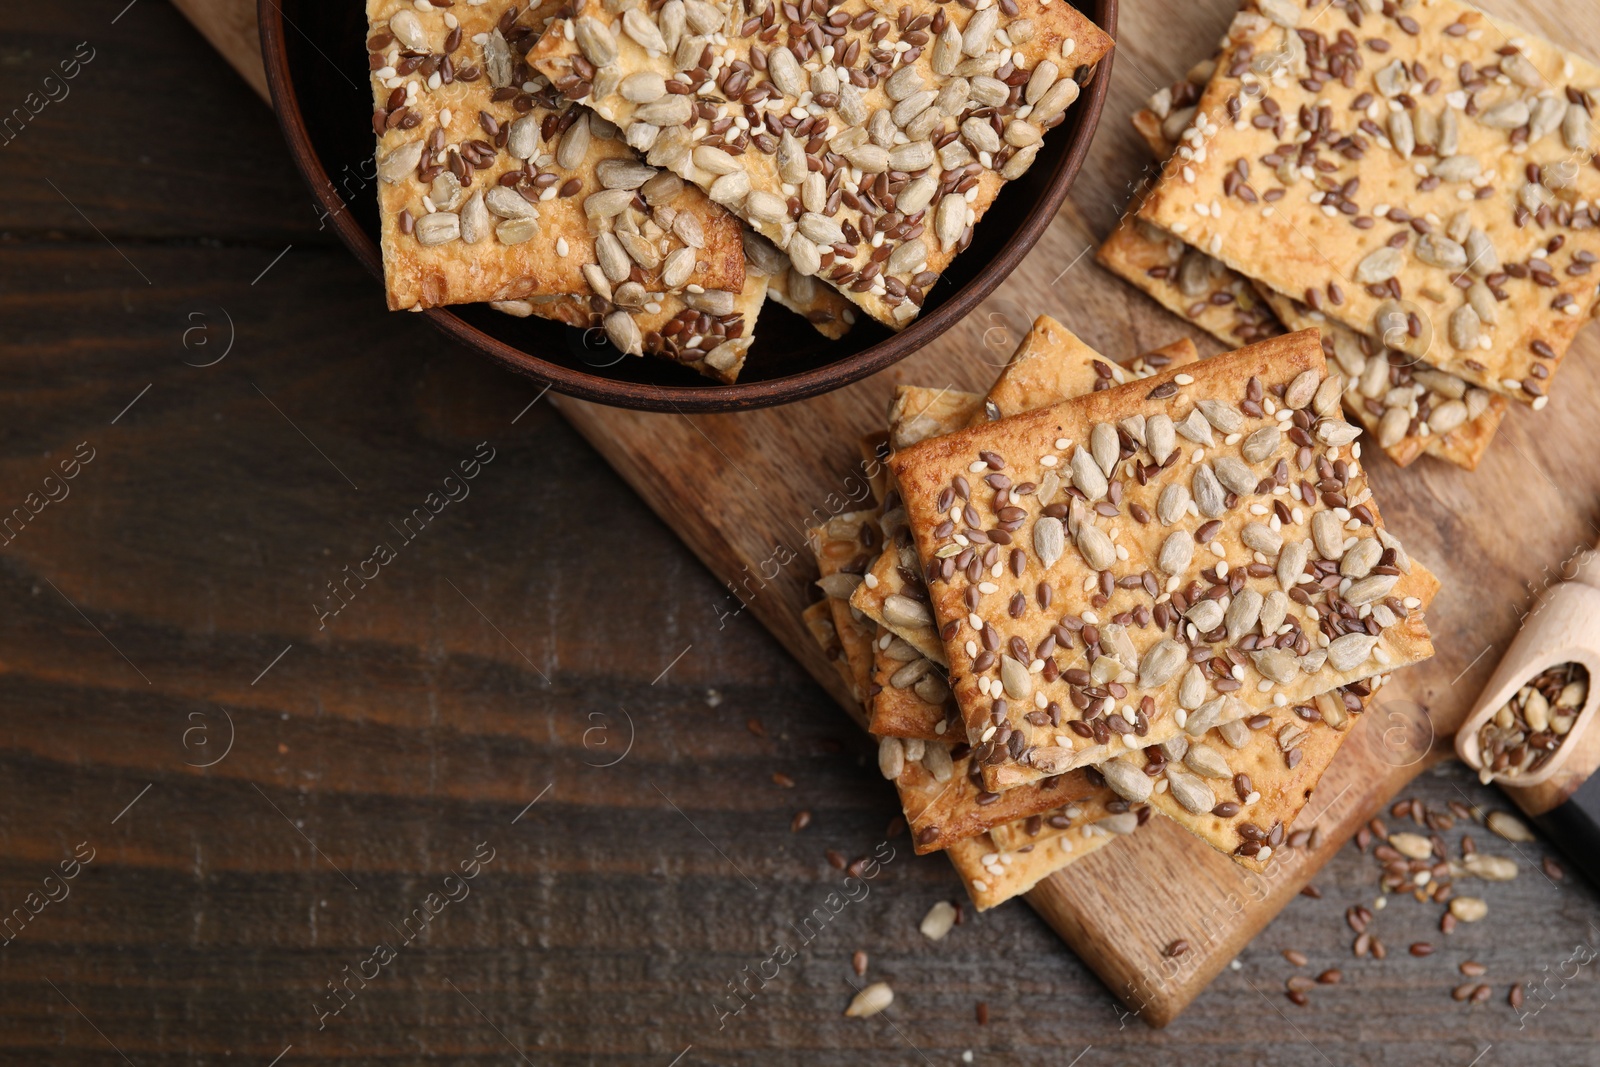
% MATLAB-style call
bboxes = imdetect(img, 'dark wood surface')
[1,1,1598,1064]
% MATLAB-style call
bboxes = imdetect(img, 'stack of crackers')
[1097,0,1600,471]
[366,0,1113,382]
[807,315,1438,908]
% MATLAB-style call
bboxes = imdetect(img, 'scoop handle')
[1570,532,1600,591]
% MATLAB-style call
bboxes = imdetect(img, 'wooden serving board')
[186,0,1600,1026]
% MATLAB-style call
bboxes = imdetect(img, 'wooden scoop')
[1455,540,1600,887]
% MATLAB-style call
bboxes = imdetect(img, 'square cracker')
[976,319,1202,423]
[366,0,746,313]
[802,599,859,699]
[1138,4,1600,406]
[1097,209,1506,470]
[888,733,1114,854]
[527,0,1112,329]
[1252,284,1506,471]
[890,330,1435,791]
[491,264,769,381]
[990,562,1439,872]
[869,632,953,740]
[945,822,1118,910]
[1096,203,1285,349]
[808,510,883,708]
[865,319,1203,720]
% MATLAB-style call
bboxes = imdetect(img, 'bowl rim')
[258,0,1118,413]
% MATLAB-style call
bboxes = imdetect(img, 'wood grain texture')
[0,0,1592,1062]
[550,0,1600,1025]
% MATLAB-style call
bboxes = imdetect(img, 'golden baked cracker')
[1096,207,1284,348]
[887,735,1109,855]
[808,510,882,708]
[366,0,745,315]
[1130,54,1218,161]
[976,320,1202,423]
[802,599,858,699]
[743,229,858,340]
[945,820,1119,911]
[1138,3,1600,406]
[527,0,1113,329]
[868,633,951,740]
[993,563,1441,868]
[890,331,1436,792]
[492,263,769,381]
[865,322,1202,720]
[1253,285,1508,472]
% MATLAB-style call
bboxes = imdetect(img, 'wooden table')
[2,0,1598,1063]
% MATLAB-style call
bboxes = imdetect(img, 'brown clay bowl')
[259,0,1117,412]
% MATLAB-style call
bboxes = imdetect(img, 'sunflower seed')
[1257,0,1301,26]
[603,310,642,355]
[767,45,806,96]
[1344,574,1398,605]
[1327,633,1378,673]
[1031,76,1079,122]
[935,194,966,252]
[1340,537,1381,579]
[1178,665,1207,710]
[1564,102,1593,151]
[1184,741,1232,779]
[1070,446,1108,501]
[507,115,542,160]
[883,594,932,629]
[708,171,751,208]
[636,94,693,126]
[1159,530,1194,575]
[555,114,592,170]
[885,63,925,101]
[1447,304,1481,352]
[1487,811,1536,843]
[846,983,894,1018]
[378,140,424,184]
[1315,420,1363,447]
[1177,408,1213,446]
[1025,61,1059,105]
[1001,655,1033,700]
[1478,99,1530,130]
[1145,414,1175,464]
[1430,155,1481,183]
[622,7,668,52]
[1166,765,1216,814]
[962,6,998,55]
[921,742,954,783]
[1140,639,1186,688]
[878,736,905,780]
[1388,109,1415,158]
[415,210,460,245]
[1240,522,1282,556]
[574,16,619,66]
[459,191,490,244]
[1277,539,1309,591]
[1191,464,1226,517]
[897,174,939,215]
[733,190,783,226]
[1156,483,1190,526]
[1500,51,1542,88]
[1076,523,1116,571]
[1253,647,1299,685]
[686,288,736,316]
[1462,853,1517,881]
[581,263,613,302]
[1100,758,1153,803]
[669,210,704,251]
[1186,599,1224,633]
[1225,588,1263,640]
[1032,515,1065,569]
[921,900,958,940]
[1355,247,1403,284]
[388,9,428,51]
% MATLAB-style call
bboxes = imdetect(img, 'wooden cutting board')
[184,0,1600,1026]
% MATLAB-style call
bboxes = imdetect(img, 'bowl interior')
[268,0,1113,409]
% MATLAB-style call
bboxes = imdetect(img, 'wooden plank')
[170,0,1600,1027]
